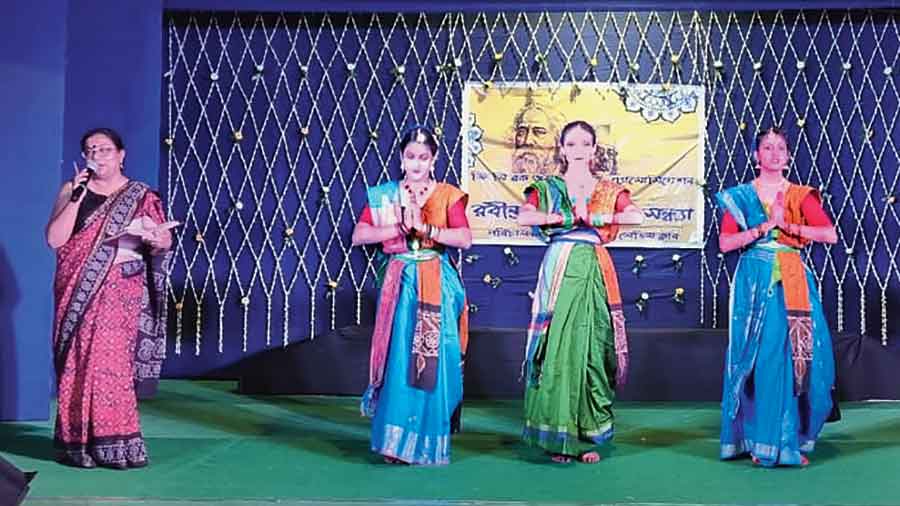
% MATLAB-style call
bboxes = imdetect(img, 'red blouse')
[358,198,470,228]
[720,193,832,234]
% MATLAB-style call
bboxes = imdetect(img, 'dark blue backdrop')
[159,7,900,377]
[165,0,900,12]
[1,1,68,421]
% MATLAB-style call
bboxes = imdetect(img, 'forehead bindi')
[86,135,116,149]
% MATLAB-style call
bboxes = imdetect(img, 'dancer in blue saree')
[352,126,472,465]
[717,127,837,467]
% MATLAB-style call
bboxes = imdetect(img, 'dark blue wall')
[0,0,69,420]
[62,0,163,186]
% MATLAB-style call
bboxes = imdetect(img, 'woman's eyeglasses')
[82,146,117,159]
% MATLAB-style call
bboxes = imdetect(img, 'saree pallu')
[361,250,466,465]
[52,182,170,469]
[717,183,835,467]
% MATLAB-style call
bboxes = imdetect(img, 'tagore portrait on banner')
[463,82,705,248]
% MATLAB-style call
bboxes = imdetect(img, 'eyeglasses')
[82,146,118,159]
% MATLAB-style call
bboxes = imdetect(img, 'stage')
[2,380,899,506]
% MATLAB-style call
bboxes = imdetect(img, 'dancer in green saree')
[518,120,644,464]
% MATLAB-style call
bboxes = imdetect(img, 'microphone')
[70,160,97,202]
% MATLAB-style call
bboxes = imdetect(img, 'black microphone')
[70,160,97,202]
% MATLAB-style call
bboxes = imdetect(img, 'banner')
[462,82,705,248]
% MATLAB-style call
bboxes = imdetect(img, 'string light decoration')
[482,273,503,289]
[636,292,651,313]
[671,253,684,273]
[503,247,520,266]
[164,10,900,356]
[632,255,647,276]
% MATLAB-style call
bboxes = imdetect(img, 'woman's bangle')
[431,226,441,241]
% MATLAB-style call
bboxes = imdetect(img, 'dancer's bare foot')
[751,455,761,466]
[550,453,573,463]
[383,456,405,464]
[579,451,601,464]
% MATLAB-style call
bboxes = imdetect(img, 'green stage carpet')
[2,381,899,506]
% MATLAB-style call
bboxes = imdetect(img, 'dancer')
[517,120,643,463]
[353,126,471,465]
[717,127,837,467]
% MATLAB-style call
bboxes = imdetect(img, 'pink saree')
[52,181,170,469]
